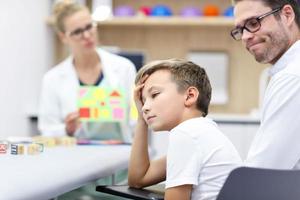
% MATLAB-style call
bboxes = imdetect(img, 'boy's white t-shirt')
[166,117,241,200]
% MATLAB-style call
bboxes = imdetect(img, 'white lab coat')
[38,48,136,142]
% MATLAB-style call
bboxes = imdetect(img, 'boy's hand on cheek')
[134,83,144,118]
[134,75,149,121]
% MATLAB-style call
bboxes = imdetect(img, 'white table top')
[0,145,131,200]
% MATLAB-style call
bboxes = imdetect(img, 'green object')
[77,86,127,122]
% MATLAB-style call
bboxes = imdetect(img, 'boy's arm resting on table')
[165,185,192,200]
[128,118,166,188]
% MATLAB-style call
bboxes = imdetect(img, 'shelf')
[46,16,235,27]
[97,17,234,27]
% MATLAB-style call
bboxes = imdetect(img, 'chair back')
[216,167,300,200]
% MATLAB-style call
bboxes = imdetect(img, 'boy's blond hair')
[135,58,211,116]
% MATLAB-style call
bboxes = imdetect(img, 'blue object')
[114,5,135,17]
[223,6,234,17]
[151,5,172,16]
[180,6,202,17]
[117,52,144,71]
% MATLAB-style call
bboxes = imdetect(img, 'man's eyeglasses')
[66,22,97,40]
[230,6,283,41]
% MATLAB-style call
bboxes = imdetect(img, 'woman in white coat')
[38,1,136,141]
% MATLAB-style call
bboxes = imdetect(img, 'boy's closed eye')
[140,92,159,105]
[151,92,160,98]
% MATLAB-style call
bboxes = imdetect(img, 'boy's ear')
[184,87,199,107]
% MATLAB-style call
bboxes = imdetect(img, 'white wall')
[0,1,54,138]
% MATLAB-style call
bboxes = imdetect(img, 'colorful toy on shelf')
[223,6,234,17]
[139,6,151,16]
[114,5,135,17]
[180,6,202,17]
[151,4,172,16]
[203,4,220,16]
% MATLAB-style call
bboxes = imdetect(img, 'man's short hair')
[232,0,300,29]
[135,59,212,116]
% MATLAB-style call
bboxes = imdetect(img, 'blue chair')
[216,167,300,200]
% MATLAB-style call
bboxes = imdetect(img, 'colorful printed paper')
[77,86,127,122]
[130,99,138,121]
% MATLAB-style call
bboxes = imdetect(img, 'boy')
[128,59,241,200]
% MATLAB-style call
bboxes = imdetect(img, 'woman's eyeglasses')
[66,22,97,40]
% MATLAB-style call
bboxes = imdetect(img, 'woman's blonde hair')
[52,0,88,33]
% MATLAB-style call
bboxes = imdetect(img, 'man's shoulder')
[281,41,300,76]
[285,59,300,76]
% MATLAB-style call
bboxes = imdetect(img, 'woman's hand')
[64,111,80,136]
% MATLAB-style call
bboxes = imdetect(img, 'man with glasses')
[231,0,300,169]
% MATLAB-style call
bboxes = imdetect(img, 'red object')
[110,90,121,97]
[0,144,7,154]
[203,4,220,16]
[139,6,151,16]
[79,108,90,118]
